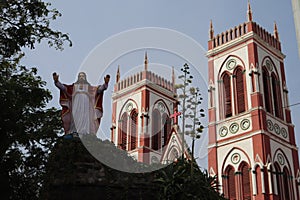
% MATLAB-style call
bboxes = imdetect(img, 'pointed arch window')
[283,167,292,200]
[119,112,128,150]
[152,109,161,150]
[271,73,283,119]
[162,114,171,147]
[235,68,246,114]
[240,162,251,200]
[223,73,232,118]
[262,68,272,113]
[226,166,237,200]
[129,109,138,151]
[274,163,283,199]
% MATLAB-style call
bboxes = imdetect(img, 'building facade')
[207,3,300,200]
[110,54,187,164]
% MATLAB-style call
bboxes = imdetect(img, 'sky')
[21,0,300,169]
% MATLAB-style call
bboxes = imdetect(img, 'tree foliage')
[0,0,71,199]
[0,0,71,59]
[154,159,225,200]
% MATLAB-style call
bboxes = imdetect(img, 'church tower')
[207,2,300,200]
[110,53,180,164]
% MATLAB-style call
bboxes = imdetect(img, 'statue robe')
[56,81,107,135]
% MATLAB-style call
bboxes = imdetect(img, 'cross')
[170,108,181,125]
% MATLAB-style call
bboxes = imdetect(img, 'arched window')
[274,163,283,199]
[119,112,128,150]
[271,73,283,119]
[240,162,251,200]
[129,109,138,150]
[235,68,246,114]
[162,113,171,147]
[283,167,292,200]
[262,68,272,113]
[223,73,232,118]
[225,165,236,200]
[152,109,161,150]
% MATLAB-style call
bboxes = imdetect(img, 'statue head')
[75,72,90,84]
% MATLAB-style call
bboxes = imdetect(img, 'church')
[110,53,190,165]
[207,2,300,200]
[109,2,300,199]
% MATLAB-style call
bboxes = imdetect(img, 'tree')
[0,0,71,199]
[154,159,226,200]
[0,0,71,60]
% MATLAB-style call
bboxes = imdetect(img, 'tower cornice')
[207,31,285,60]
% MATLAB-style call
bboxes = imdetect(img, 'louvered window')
[241,164,251,200]
[263,69,272,113]
[271,74,283,119]
[236,69,246,113]
[130,110,138,150]
[283,168,291,200]
[223,74,232,118]
[162,114,170,147]
[275,164,283,199]
[120,113,128,150]
[228,166,236,200]
[152,109,161,150]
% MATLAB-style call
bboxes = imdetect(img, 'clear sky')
[21,0,300,169]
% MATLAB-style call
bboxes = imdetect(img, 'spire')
[144,51,148,71]
[209,20,214,40]
[274,21,279,40]
[247,0,253,22]
[116,65,120,83]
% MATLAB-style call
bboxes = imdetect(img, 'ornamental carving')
[218,118,251,138]
[240,119,250,130]
[229,122,239,134]
[219,126,228,137]
[277,153,285,165]
[226,59,237,70]
[231,153,241,164]
[267,119,274,131]
[274,123,280,135]
[267,119,289,140]
[265,59,273,71]
[281,128,288,138]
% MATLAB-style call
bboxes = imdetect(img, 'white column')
[252,169,257,195]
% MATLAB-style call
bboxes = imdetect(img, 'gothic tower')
[110,53,179,164]
[207,2,300,200]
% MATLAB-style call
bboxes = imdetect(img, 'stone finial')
[144,51,148,71]
[209,20,214,40]
[274,21,279,41]
[116,65,120,83]
[247,0,253,22]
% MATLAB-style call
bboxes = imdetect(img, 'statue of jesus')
[53,72,110,136]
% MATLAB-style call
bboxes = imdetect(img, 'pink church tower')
[110,53,182,164]
[207,2,300,200]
